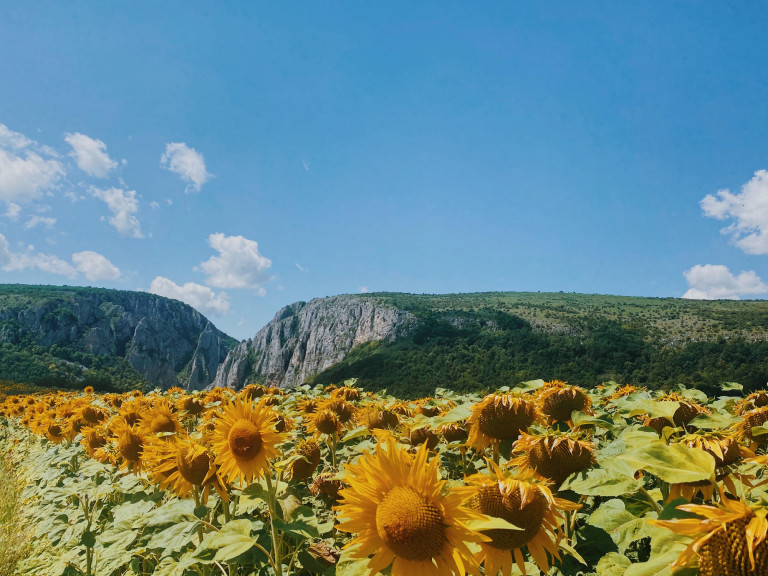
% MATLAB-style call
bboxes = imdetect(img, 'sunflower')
[289,439,322,481]
[734,406,768,447]
[650,494,768,575]
[138,399,184,439]
[334,436,485,576]
[467,393,540,451]
[143,436,226,502]
[363,405,400,432]
[536,380,593,423]
[510,432,596,487]
[466,462,580,576]
[735,391,768,415]
[332,385,362,402]
[210,397,285,485]
[109,418,148,473]
[441,422,469,444]
[305,407,345,438]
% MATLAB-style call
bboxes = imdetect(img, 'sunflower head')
[440,422,468,444]
[311,471,345,500]
[332,385,362,402]
[335,436,485,576]
[467,393,540,451]
[210,397,285,485]
[305,408,344,438]
[176,395,205,416]
[734,406,768,446]
[139,400,183,439]
[466,462,580,576]
[408,425,439,450]
[650,495,768,575]
[325,398,356,424]
[735,391,768,415]
[290,440,322,480]
[536,380,593,422]
[510,431,596,487]
[363,405,400,432]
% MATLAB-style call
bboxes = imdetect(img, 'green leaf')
[588,500,655,554]
[722,381,743,392]
[273,505,320,539]
[597,552,632,576]
[561,467,644,496]
[146,519,200,555]
[341,425,370,442]
[336,545,371,576]
[430,403,473,426]
[514,379,545,393]
[211,520,255,562]
[79,530,96,548]
[610,440,716,484]
[139,498,196,528]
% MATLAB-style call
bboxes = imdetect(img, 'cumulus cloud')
[72,251,121,281]
[149,276,230,316]
[90,186,143,238]
[359,286,370,293]
[160,142,211,192]
[701,170,768,255]
[0,124,64,204]
[682,264,768,300]
[0,234,76,277]
[23,215,56,230]
[65,132,118,178]
[198,233,272,291]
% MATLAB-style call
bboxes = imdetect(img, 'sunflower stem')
[193,486,205,542]
[639,485,663,515]
[265,473,284,576]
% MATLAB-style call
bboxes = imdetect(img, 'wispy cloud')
[23,215,56,230]
[295,262,308,272]
[161,142,211,192]
[90,186,143,238]
[0,233,76,277]
[65,132,118,178]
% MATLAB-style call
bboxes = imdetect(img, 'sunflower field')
[2,379,768,576]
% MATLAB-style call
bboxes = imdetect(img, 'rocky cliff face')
[0,286,233,390]
[213,295,417,389]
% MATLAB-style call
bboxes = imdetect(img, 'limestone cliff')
[0,285,234,390]
[213,295,417,389]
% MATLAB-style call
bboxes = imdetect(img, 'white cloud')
[359,286,370,293]
[90,186,143,238]
[72,251,121,281]
[682,264,768,300]
[198,233,272,290]
[4,203,20,220]
[295,263,308,272]
[0,234,76,277]
[65,132,118,178]
[0,124,64,204]
[23,215,56,230]
[160,142,211,192]
[149,276,230,316]
[701,170,768,255]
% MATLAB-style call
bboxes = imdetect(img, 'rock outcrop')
[0,285,233,390]
[213,295,417,389]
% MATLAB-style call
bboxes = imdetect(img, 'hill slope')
[215,292,768,397]
[0,285,236,391]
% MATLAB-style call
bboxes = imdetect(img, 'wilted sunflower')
[650,494,768,575]
[467,393,540,451]
[363,405,400,432]
[109,418,147,473]
[466,462,580,576]
[289,439,322,481]
[536,380,593,423]
[735,391,768,415]
[734,406,768,448]
[210,397,285,484]
[335,436,485,576]
[510,432,596,487]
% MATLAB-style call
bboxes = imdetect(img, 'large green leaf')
[610,440,716,484]
[561,467,644,496]
[210,519,256,562]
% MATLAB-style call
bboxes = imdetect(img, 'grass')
[0,451,29,576]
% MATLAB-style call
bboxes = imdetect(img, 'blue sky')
[2,2,768,339]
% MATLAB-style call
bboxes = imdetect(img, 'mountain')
[214,292,768,397]
[0,284,236,391]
